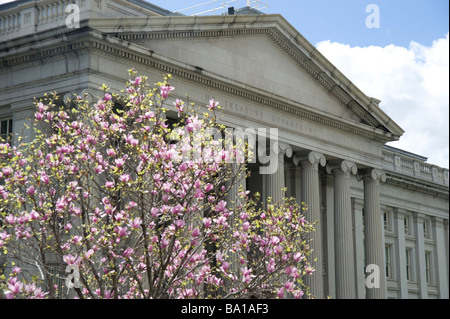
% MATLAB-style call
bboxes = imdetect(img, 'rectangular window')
[362,208,365,231]
[423,220,429,239]
[404,216,410,235]
[383,211,391,231]
[47,264,65,298]
[425,251,432,284]
[406,248,412,281]
[0,118,13,144]
[385,245,392,278]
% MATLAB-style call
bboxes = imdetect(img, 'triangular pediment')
[136,33,362,120]
[89,14,404,140]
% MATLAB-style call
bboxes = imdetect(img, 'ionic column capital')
[293,151,326,167]
[326,160,358,175]
[359,168,387,183]
[275,142,293,161]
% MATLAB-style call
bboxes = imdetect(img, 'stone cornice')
[384,171,449,199]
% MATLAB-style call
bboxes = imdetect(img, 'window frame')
[0,117,13,145]
[405,248,413,282]
[424,251,432,284]
[385,245,393,279]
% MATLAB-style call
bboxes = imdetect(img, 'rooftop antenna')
[175,0,269,16]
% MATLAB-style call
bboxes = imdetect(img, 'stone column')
[432,217,449,299]
[394,208,408,299]
[326,160,357,299]
[264,142,292,204]
[322,172,336,298]
[444,219,449,286]
[294,165,302,207]
[226,162,247,275]
[295,151,326,298]
[362,169,387,299]
[352,198,366,299]
[415,213,428,299]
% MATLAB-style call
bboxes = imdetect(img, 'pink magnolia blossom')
[293,252,305,262]
[27,185,35,196]
[119,174,131,183]
[104,93,112,102]
[5,280,23,299]
[63,254,81,266]
[208,99,219,111]
[12,266,21,275]
[186,115,202,133]
[277,288,284,299]
[107,148,116,157]
[293,290,304,299]
[115,226,128,238]
[215,200,227,213]
[2,167,13,177]
[123,247,134,258]
[191,228,200,237]
[115,157,126,169]
[130,76,142,86]
[203,218,212,228]
[35,112,43,121]
[124,134,138,146]
[305,266,315,275]
[221,261,230,272]
[174,220,185,229]
[204,183,214,193]
[174,99,184,116]
[171,204,184,215]
[40,173,50,185]
[160,85,174,98]
[105,180,115,189]
[85,249,95,259]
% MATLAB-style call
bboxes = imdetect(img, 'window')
[383,211,391,232]
[0,118,13,144]
[47,264,65,298]
[423,220,430,239]
[385,245,392,278]
[405,248,413,281]
[425,251,432,284]
[362,208,365,231]
[404,216,410,235]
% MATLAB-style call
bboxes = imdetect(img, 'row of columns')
[231,144,448,299]
[256,147,387,299]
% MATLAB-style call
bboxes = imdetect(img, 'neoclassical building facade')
[0,0,448,299]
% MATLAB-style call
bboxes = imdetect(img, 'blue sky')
[148,0,449,48]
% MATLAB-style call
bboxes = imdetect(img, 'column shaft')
[298,151,326,298]
[363,169,387,299]
[264,143,292,203]
[394,208,408,298]
[331,161,357,299]
[433,217,449,298]
[415,214,428,299]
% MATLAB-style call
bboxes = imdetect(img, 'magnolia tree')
[0,70,315,299]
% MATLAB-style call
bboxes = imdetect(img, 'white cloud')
[316,33,449,169]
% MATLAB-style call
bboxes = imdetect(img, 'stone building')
[0,0,448,299]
